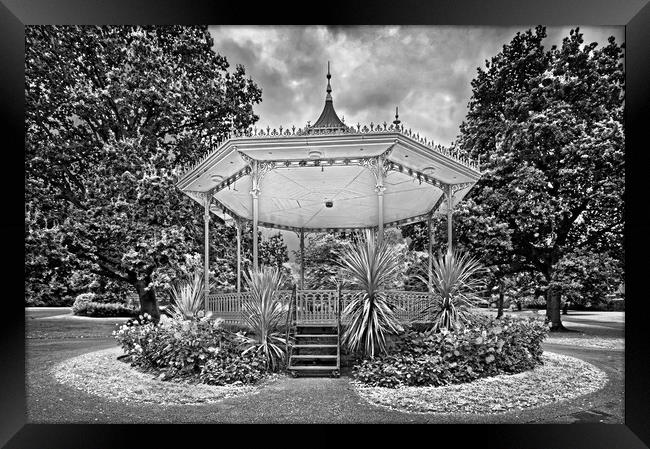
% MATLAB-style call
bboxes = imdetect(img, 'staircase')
[288,323,340,378]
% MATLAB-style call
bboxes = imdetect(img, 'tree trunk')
[496,280,505,318]
[546,284,565,331]
[135,276,160,322]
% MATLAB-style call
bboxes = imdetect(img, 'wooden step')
[289,365,339,371]
[296,323,337,327]
[290,354,338,360]
[296,334,338,338]
[293,344,338,349]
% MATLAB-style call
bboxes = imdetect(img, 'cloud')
[209,25,623,147]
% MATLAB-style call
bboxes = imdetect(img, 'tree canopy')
[457,26,624,328]
[402,27,624,327]
[25,25,264,319]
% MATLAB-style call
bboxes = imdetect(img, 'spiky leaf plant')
[417,250,486,331]
[337,230,404,358]
[168,271,212,321]
[241,266,288,371]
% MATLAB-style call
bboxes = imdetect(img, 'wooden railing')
[207,289,434,325]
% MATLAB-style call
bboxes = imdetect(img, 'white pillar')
[300,228,305,290]
[249,160,261,272]
[252,191,259,271]
[203,193,211,311]
[428,212,433,290]
[377,187,385,245]
[376,156,386,245]
[236,219,242,293]
[245,158,272,273]
[446,184,453,255]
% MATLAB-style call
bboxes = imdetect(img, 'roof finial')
[393,106,401,126]
[326,61,332,100]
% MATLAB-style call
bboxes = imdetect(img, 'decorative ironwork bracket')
[239,151,275,197]
[360,148,394,191]
[451,182,475,194]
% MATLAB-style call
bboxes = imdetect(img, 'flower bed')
[354,352,607,414]
[51,347,264,406]
[353,315,547,388]
[113,314,268,385]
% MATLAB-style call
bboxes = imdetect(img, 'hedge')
[73,293,138,317]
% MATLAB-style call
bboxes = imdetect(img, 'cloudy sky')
[208,25,623,258]
[209,25,623,147]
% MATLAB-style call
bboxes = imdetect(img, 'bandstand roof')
[176,68,482,232]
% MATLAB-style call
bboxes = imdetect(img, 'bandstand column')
[244,157,274,273]
[250,160,261,272]
[375,155,386,245]
[235,219,242,293]
[427,212,433,290]
[203,193,211,311]
[446,184,453,255]
[300,229,305,289]
[251,190,260,272]
[377,186,385,244]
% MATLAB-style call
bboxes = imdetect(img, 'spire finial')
[393,106,401,126]
[326,61,332,100]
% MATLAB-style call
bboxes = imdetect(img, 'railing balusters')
[208,289,432,325]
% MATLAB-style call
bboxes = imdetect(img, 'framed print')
[4,0,649,447]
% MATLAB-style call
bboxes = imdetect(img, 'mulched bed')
[51,347,273,406]
[352,352,608,415]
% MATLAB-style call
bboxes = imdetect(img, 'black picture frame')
[3,0,649,447]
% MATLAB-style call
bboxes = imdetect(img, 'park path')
[25,308,624,424]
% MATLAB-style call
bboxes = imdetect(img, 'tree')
[25,26,262,320]
[295,233,349,289]
[455,26,624,330]
[259,232,290,269]
[258,232,292,288]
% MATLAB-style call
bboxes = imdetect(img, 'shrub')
[241,266,289,371]
[113,314,267,384]
[337,229,404,358]
[73,299,139,317]
[353,315,547,388]
[415,249,486,331]
[168,271,206,321]
[199,352,266,385]
[72,292,97,313]
[524,296,547,309]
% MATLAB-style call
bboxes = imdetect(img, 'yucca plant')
[337,230,404,358]
[241,266,288,371]
[417,249,486,331]
[168,271,212,321]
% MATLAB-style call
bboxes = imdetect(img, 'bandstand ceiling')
[177,132,480,231]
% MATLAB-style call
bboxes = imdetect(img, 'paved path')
[25,308,624,424]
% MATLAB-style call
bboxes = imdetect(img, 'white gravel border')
[52,347,268,406]
[353,352,608,415]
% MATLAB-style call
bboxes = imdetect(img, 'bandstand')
[176,64,482,326]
